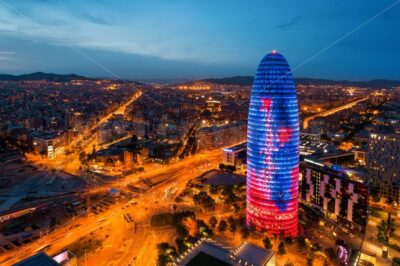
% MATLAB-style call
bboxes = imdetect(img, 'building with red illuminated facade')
[246,51,299,237]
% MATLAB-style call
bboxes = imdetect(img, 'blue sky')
[0,0,399,80]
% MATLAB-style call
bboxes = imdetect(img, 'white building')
[222,142,247,167]
[32,131,67,158]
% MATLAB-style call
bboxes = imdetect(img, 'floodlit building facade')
[31,130,67,158]
[246,51,299,237]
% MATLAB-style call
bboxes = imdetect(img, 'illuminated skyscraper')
[246,51,299,237]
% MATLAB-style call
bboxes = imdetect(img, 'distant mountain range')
[0,72,89,82]
[198,76,400,89]
[0,72,150,85]
[1,72,399,89]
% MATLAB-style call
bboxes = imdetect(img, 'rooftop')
[13,252,60,266]
[30,130,65,140]
[232,243,275,266]
[197,170,245,186]
[177,240,232,266]
[177,240,274,266]
[186,251,232,266]
[223,142,247,152]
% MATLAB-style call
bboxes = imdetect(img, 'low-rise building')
[206,100,222,115]
[31,130,67,158]
[198,121,246,151]
[13,252,60,266]
[222,142,246,167]
[176,239,275,266]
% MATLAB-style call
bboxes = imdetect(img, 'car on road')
[35,244,52,253]
[69,224,81,230]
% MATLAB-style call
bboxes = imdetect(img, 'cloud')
[0,2,225,65]
[81,13,113,25]
[276,16,301,31]
[0,50,15,60]
[0,50,20,71]
[0,51,14,55]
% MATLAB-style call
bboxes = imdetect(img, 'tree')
[248,222,256,233]
[263,237,273,249]
[209,216,218,228]
[156,242,177,266]
[392,257,400,266]
[176,224,188,237]
[64,149,72,156]
[79,151,87,163]
[386,196,394,205]
[297,235,307,250]
[226,165,236,172]
[306,256,314,266]
[370,190,380,203]
[175,238,187,253]
[325,248,336,261]
[209,185,219,195]
[233,203,241,214]
[223,187,237,204]
[218,220,228,233]
[284,236,294,245]
[157,242,169,252]
[192,191,215,210]
[157,254,168,266]
[312,243,322,252]
[197,219,213,237]
[227,216,237,232]
[278,241,286,255]
[241,227,250,240]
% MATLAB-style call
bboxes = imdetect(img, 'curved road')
[0,150,222,265]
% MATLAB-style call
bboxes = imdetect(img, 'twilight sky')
[0,0,399,80]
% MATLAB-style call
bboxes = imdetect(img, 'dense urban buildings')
[2,70,400,266]
[246,52,299,237]
[1,2,400,264]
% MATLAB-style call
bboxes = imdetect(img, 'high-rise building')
[300,160,368,232]
[246,51,299,237]
[367,132,400,202]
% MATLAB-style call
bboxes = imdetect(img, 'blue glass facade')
[246,52,299,237]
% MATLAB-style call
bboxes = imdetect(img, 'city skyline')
[1,1,400,265]
[0,0,399,80]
